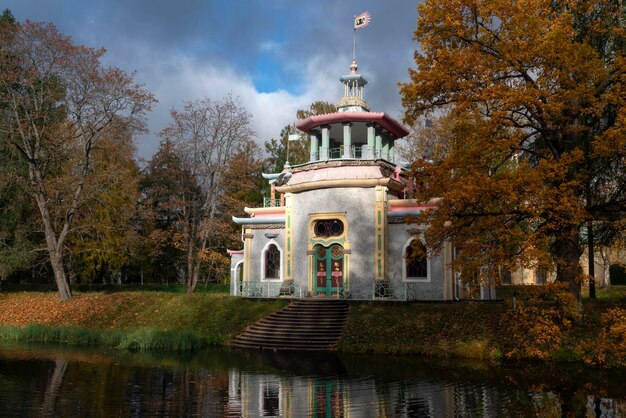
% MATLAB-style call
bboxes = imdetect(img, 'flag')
[288,134,301,141]
[354,12,371,30]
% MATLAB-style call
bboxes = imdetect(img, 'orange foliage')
[578,307,626,367]
[399,0,626,296]
[502,283,579,359]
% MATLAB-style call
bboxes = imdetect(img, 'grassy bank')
[341,285,626,367]
[1,287,625,367]
[0,291,287,351]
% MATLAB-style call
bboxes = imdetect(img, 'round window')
[313,219,344,238]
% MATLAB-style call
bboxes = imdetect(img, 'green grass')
[581,285,626,300]
[0,323,215,351]
[497,284,626,301]
[0,292,288,352]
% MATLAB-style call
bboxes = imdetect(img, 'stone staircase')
[230,298,349,351]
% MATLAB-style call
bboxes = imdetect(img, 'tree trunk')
[554,226,583,299]
[41,359,69,417]
[588,220,596,299]
[186,247,194,293]
[188,262,200,294]
[49,249,72,301]
[34,188,73,301]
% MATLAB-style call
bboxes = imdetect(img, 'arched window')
[403,238,430,282]
[262,242,282,281]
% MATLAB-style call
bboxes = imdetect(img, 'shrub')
[503,282,578,360]
[578,307,626,367]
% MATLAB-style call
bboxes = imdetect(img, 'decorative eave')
[262,173,281,180]
[275,177,404,194]
[387,198,441,219]
[232,216,285,225]
[295,112,410,138]
[388,198,441,211]
[243,207,286,217]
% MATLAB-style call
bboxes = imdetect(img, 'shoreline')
[0,289,624,368]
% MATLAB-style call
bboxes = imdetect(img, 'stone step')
[229,298,349,352]
[232,333,340,343]
[252,323,345,331]
[242,330,343,339]
[231,341,337,351]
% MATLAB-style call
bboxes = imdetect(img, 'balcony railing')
[263,197,282,207]
[328,145,364,160]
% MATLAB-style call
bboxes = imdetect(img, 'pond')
[0,343,625,417]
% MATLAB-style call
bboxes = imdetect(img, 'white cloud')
[134,52,347,160]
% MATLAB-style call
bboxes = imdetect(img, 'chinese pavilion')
[228,59,459,300]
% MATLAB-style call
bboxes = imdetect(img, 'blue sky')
[4,0,420,159]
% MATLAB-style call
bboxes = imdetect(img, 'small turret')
[337,59,369,112]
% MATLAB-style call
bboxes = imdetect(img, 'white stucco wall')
[291,187,377,298]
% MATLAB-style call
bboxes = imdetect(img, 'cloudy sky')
[5,0,420,160]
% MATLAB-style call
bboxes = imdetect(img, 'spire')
[337,59,369,112]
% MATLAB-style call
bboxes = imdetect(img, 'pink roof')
[388,203,438,212]
[296,112,410,138]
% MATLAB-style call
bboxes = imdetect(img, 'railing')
[278,281,295,297]
[238,281,283,298]
[237,280,304,298]
[263,197,282,207]
[329,148,342,159]
[236,280,426,301]
[373,281,393,298]
[327,145,364,160]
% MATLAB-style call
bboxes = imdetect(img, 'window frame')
[402,237,431,283]
[260,240,283,282]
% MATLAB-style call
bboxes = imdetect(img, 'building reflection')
[226,370,481,417]
[226,367,626,417]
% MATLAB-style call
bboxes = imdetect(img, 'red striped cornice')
[295,112,410,138]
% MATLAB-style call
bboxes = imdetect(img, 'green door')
[314,244,344,296]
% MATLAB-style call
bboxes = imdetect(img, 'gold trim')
[244,228,252,282]
[374,186,387,281]
[284,193,294,280]
[308,212,349,240]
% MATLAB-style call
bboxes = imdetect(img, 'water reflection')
[0,343,625,417]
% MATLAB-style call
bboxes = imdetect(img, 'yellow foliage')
[579,307,626,367]
[503,283,578,359]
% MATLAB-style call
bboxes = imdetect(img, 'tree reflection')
[1,345,626,417]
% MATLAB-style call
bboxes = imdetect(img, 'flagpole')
[353,16,356,61]
[286,134,290,167]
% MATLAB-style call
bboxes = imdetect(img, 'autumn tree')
[67,123,142,284]
[0,20,155,300]
[0,137,39,281]
[400,0,625,298]
[0,9,36,282]
[160,95,254,293]
[265,101,336,172]
[139,139,199,284]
